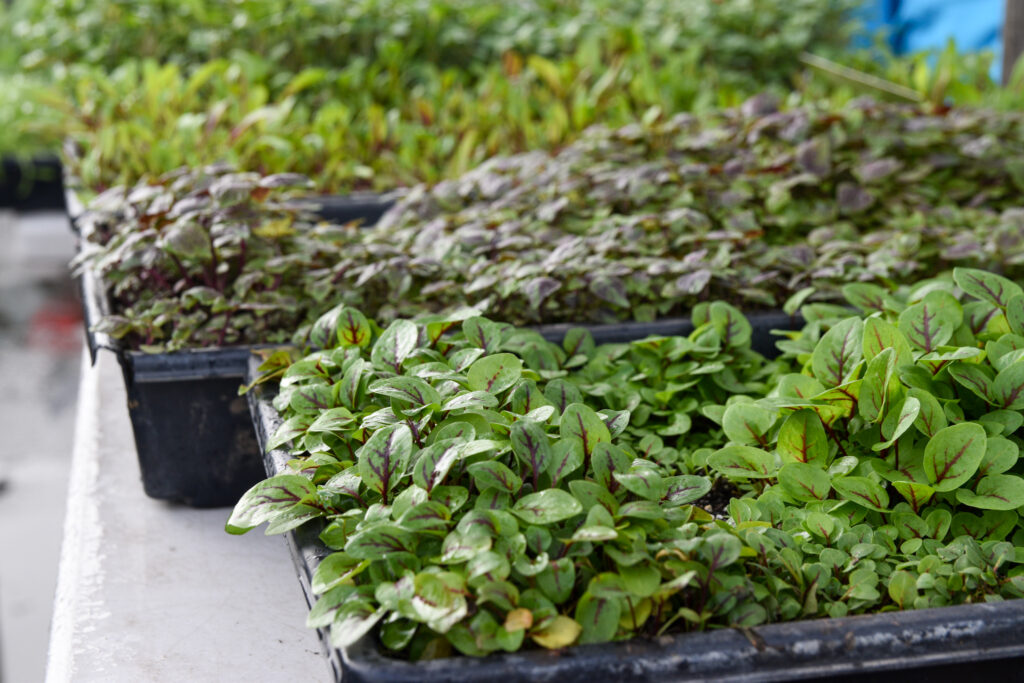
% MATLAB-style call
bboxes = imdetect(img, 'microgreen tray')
[247,376,1024,682]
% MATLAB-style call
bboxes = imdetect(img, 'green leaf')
[226,474,317,534]
[562,328,595,359]
[832,476,890,511]
[575,594,621,644]
[859,348,897,423]
[722,402,775,447]
[888,570,918,609]
[357,423,414,500]
[537,558,576,604]
[312,305,372,349]
[898,292,961,353]
[591,442,631,491]
[923,423,987,492]
[467,353,523,395]
[992,360,1024,409]
[843,283,890,314]
[873,396,920,451]
[441,528,492,563]
[948,362,996,404]
[442,391,499,412]
[345,524,414,560]
[956,475,1024,510]
[699,534,742,569]
[411,572,468,633]
[559,403,611,460]
[954,267,1023,309]
[549,441,584,488]
[662,475,712,505]
[369,376,440,408]
[811,317,863,387]
[892,481,936,513]
[778,463,832,502]
[510,419,553,484]
[329,602,387,649]
[709,302,752,348]
[467,461,522,494]
[371,319,419,372]
[1006,294,1024,336]
[462,317,506,353]
[530,615,581,649]
[708,446,777,479]
[776,409,827,466]
[908,388,946,438]
[613,469,665,501]
[512,489,582,525]
[312,553,370,593]
[863,317,913,366]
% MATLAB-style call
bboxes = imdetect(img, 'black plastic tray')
[0,155,65,212]
[75,192,395,507]
[248,381,1024,683]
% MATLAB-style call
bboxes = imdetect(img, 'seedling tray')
[248,379,1024,683]
[75,193,395,507]
[0,155,65,212]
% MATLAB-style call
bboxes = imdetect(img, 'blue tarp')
[860,0,1003,79]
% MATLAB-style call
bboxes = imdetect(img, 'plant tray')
[75,192,395,507]
[0,155,65,212]
[247,376,1024,683]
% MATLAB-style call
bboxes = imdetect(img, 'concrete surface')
[0,209,81,683]
[46,346,326,682]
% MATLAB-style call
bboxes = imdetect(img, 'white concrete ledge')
[46,349,326,682]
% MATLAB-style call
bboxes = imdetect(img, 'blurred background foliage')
[0,0,1022,194]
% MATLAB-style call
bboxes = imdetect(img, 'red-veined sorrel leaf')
[778,462,831,502]
[467,353,523,394]
[863,317,914,365]
[710,301,752,348]
[1006,294,1024,336]
[832,476,889,512]
[226,474,317,533]
[559,402,611,460]
[722,402,775,447]
[467,460,522,494]
[575,593,621,645]
[948,362,996,404]
[923,422,987,492]
[956,474,1024,510]
[776,409,827,466]
[708,445,777,479]
[811,317,863,387]
[662,475,711,505]
[371,319,418,372]
[873,396,920,451]
[842,283,889,314]
[369,376,441,407]
[954,267,1023,310]
[511,489,582,525]
[858,347,897,423]
[992,360,1024,409]
[908,387,946,438]
[357,423,413,501]
[892,481,936,514]
[897,291,961,353]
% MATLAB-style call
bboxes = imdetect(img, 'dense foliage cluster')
[71,167,352,350]
[81,97,1024,350]
[230,268,1024,659]
[2,0,858,174]
[328,98,1024,323]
